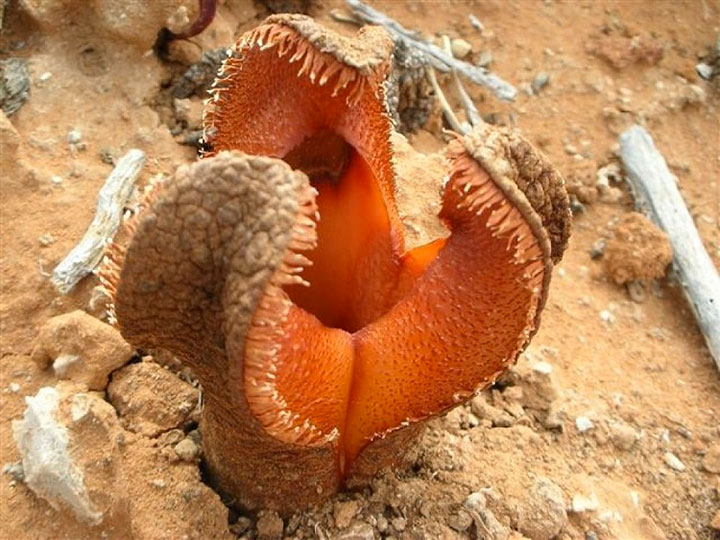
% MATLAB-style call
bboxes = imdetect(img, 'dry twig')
[441,35,483,128]
[345,0,517,102]
[52,149,146,294]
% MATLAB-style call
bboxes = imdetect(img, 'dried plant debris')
[1,58,30,116]
[385,39,436,134]
[172,48,230,99]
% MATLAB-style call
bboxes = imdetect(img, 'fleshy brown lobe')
[112,151,344,512]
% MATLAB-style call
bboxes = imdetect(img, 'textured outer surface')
[115,152,340,512]
[461,124,571,264]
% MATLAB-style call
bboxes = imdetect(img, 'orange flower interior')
[204,22,546,473]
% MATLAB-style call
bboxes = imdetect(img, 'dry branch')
[426,66,465,134]
[619,125,720,369]
[345,0,517,102]
[441,35,483,129]
[52,149,146,294]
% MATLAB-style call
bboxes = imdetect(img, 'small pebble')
[663,451,685,472]
[696,62,713,80]
[38,71,52,82]
[576,416,594,432]
[564,144,578,155]
[532,361,553,375]
[517,478,568,540]
[38,233,55,247]
[229,516,252,535]
[333,500,360,529]
[391,517,406,532]
[8,382,20,393]
[569,195,586,215]
[609,421,638,450]
[99,149,115,165]
[51,175,63,185]
[150,479,166,489]
[626,281,646,303]
[447,509,473,532]
[66,130,82,144]
[589,239,606,259]
[2,462,24,482]
[451,38,473,59]
[52,354,80,378]
[477,50,493,67]
[173,438,199,461]
[469,14,484,32]
[571,492,599,513]
[599,310,615,324]
[464,491,485,510]
[256,510,284,540]
[532,72,550,94]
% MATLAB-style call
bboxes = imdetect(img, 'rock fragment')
[11,385,122,525]
[571,492,599,513]
[447,509,473,532]
[2,461,24,482]
[230,516,252,535]
[531,72,550,94]
[608,421,639,450]
[31,310,133,391]
[107,361,200,437]
[575,416,594,433]
[451,38,473,59]
[173,438,200,461]
[333,500,361,529]
[515,477,568,540]
[663,452,685,472]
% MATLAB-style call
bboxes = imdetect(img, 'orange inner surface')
[207,29,541,477]
[285,144,394,333]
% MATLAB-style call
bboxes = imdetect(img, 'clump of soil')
[603,212,673,285]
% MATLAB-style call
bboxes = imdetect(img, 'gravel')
[256,510,284,540]
[663,452,686,472]
[532,72,550,94]
[173,438,199,461]
[575,416,595,433]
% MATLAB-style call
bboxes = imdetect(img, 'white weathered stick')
[619,125,720,369]
[441,35,483,129]
[426,66,465,134]
[52,149,146,294]
[345,0,517,102]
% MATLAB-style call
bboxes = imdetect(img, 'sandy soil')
[1,1,719,539]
